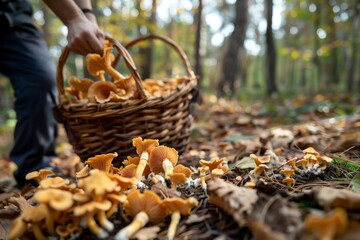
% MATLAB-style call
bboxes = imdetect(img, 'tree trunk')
[347,1,359,92]
[312,0,322,89]
[265,0,277,96]
[325,0,339,86]
[194,0,203,87]
[217,0,248,97]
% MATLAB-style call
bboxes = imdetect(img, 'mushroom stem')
[162,159,174,178]
[97,210,114,232]
[45,209,55,235]
[167,211,181,240]
[114,211,149,240]
[86,213,108,238]
[30,224,47,240]
[106,66,125,81]
[135,152,149,180]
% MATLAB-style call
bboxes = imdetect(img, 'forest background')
[0,0,359,156]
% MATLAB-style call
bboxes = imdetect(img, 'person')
[0,0,105,187]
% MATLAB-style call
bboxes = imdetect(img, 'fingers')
[67,22,105,55]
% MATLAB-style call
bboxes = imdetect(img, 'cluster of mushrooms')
[248,147,332,189]
[8,137,233,240]
[65,41,185,104]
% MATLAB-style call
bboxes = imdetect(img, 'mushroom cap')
[173,164,193,178]
[280,169,295,178]
[106,173,137,192]
[199,158,224,172]
[25,169,53,182]
[34,188,74,211]
[250,154,271,166]
[123,156,140,166]
[168,172,188,186]
[161,197,199,215]
[85,152,118,173]
[76,165,90,179]
[133,137,159,155]
[302,147,319,156]
[305,208,348,239]
[211,168,225,177]
[87,47,115,75]
[87,81,119,103]
[124,190,167,223]
[119,164,137,178]
[296,159,309,169]
[286,157,298,167]
[68,76,94,92]
[39,176,70,189]
[149,146,178,174]
[283,178,295,186]
[253,164,269,175]
[73,200,112,216]
[78,170,118,196]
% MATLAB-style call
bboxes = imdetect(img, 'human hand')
[66,16,105,56]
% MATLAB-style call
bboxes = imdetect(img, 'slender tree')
[194,0,203,87]
[217,0,248,97]
[265,0,277,96]
[347,1,360,92]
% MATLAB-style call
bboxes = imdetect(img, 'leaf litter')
[1,94,360,239]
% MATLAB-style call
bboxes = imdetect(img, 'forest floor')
[1,93,360,240]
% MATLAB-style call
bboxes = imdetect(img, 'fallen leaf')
[185,214,211,224]
[314,187,360,210]
[207,178,258,227]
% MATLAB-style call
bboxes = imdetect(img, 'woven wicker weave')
[55,34,198,164]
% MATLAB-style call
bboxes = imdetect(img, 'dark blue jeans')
[0,0,58,187]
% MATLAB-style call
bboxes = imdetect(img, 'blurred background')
[1,0,359,156]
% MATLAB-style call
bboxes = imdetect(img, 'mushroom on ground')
[199,158,224,172]
[286,157,299,171]
[305,208,348,240]
[161,197,199,240]
[85,152,118,173]
[252,164,269,176]
[132,137,159,180]
[250,154,271,166]
[25,169,54,184]
[8,217,27,240]
[34,188,74,235]
[73,199,113,238]
[168,173,188,189]
[149,146,178,179]
[302,147,319,156]
[280,169,294,179]
[283,178,295,189]
[21,204,49,240]
[114,190,168,240]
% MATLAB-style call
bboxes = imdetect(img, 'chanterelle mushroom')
[149,146,178,179]
[132,137,159,180]
[305,208,348,240]
[87,46,125,81]
[25,169,53,183]
[161,197,199,240]
[114,190,167,240]
[85,152,118,173]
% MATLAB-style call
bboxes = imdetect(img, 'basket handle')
[124,34,196,80]
[56,37,147,105]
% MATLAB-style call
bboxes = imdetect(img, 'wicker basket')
[54,34,198,164]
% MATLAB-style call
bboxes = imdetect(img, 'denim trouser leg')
[0,12,58,187]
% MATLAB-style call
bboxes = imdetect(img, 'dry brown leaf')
[7,196,33,214]
[247,218,287,240]
[207,178,258,227]
[185,214,211,224]
[314,187,360,210]
[133,226,161,240]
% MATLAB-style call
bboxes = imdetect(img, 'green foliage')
[351,174,360,193]
[331,157,360,179]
